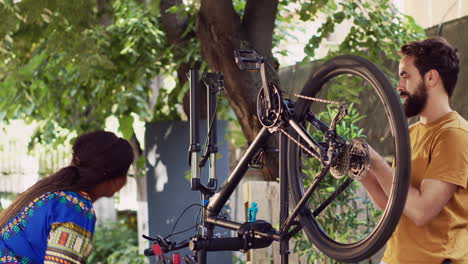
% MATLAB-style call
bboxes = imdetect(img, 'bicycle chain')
[287,92,342,105]
[281,91,370,181]
[278,127,320,160]
[275,91,341,163]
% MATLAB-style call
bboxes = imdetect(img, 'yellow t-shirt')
[383,111,468,264]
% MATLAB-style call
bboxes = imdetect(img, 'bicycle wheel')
[287,55,410,262]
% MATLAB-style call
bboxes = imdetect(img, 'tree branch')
[198,0,258,136]
[160,0,189,45]
[160,0,205,117]
[198,0,243,70]
[97,0,112,26]
[243,0,279,57]
[198,0,279,181]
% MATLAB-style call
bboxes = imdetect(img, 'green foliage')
[227,119,248,148]
[0,192,17,211]
[1,0,426,148]
[87,221,146,264]
[0,1,426,261]
[301,0,426,85]
[295,0,333,21]
[232,253,247,264]
[293,104,380,263]
[0,0,183,146]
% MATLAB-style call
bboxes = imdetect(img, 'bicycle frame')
[145,50,409,264]
[185,62,344,264]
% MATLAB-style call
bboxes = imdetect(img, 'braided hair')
[0,130,134,227]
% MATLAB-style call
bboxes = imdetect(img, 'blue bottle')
[247,202,258,222]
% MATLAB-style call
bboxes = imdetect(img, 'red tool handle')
[173,253,181,264]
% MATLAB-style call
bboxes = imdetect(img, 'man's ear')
[424,69,440,87]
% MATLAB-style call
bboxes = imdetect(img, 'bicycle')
[143,50,410,263]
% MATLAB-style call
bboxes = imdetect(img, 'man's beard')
[401,82,428,118]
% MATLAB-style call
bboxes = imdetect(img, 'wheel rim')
[288,56,410,262]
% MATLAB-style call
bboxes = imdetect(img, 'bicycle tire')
[287,55,410,262]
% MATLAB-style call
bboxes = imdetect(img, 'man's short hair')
[400,37,459,97]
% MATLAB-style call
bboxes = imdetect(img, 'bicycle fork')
[188,69,223,264]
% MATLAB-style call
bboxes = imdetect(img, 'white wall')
[395,0,468,28]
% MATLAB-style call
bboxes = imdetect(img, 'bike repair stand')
[188,69,224,264]
[279,133,290,264]
[187,52,301,263]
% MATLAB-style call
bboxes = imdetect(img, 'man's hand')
[364,146,457,226]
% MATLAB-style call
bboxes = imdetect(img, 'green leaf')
[333,11,345,24]
[118,115,134,140]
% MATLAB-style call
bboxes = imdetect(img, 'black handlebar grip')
[144,247,155,256]
[210,237,244,251]
[190,237,244,252]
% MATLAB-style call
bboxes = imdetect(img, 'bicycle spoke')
[312,178,354,217]
[287,55,410,262]
[281,164,330,233]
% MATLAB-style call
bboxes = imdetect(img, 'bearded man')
[360,37,468,264]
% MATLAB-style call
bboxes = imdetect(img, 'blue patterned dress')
[0,191,96,264]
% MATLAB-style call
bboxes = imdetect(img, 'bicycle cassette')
[330,137,370,181]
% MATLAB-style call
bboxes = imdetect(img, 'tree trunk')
[160,0,207,118]
[197,0,279,181]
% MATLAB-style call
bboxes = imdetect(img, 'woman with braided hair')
[0,130,134,263]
